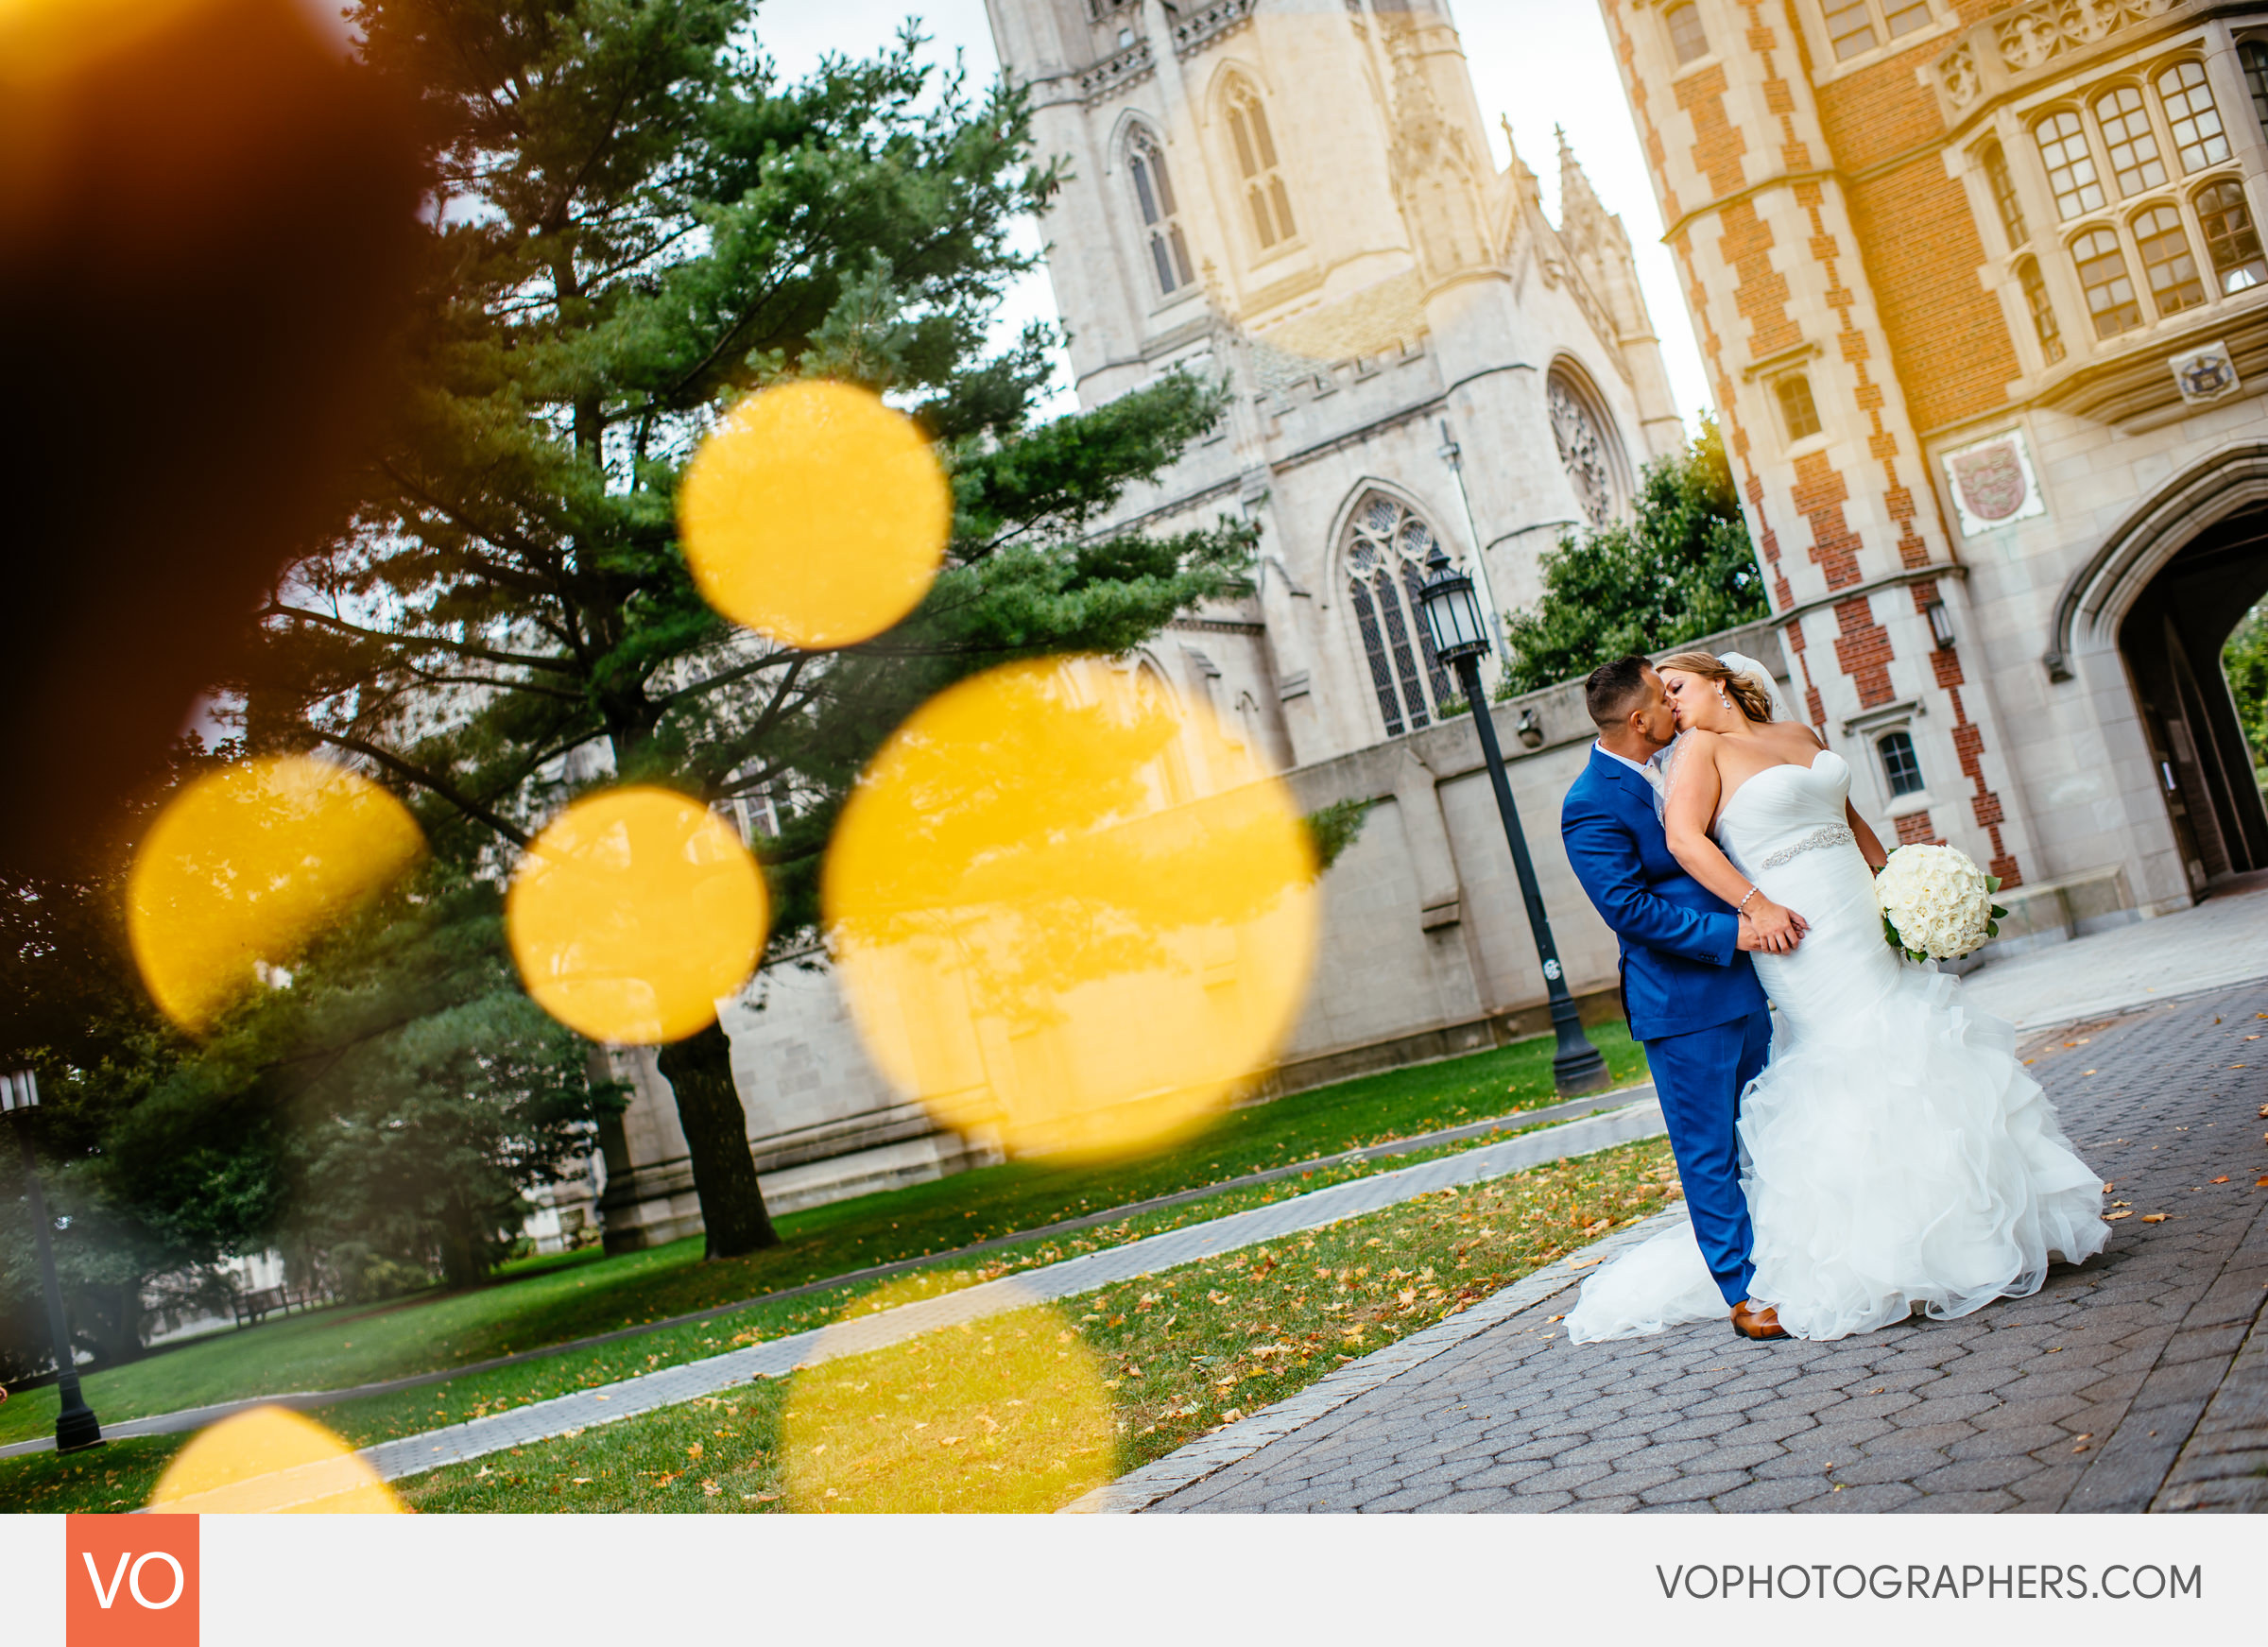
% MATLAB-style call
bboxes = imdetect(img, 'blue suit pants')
[1644,1008,1773,1308]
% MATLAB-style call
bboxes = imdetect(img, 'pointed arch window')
[1546,369,1629,523]
[1127,128,1194,296]
[1344,495,1454,738]
[1224,79,1297,251]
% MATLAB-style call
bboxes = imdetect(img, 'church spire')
[1555,125,1609,245]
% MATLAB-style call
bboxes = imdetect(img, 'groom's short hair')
[1585,655,1655,730]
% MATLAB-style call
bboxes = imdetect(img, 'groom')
[1560,656,1797,1342]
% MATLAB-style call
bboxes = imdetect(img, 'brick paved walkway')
[1126,981,2268,1514]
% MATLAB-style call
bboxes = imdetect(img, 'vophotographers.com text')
[1655,1563,2202,1601]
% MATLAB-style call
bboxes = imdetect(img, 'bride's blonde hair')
[1657,650,1777,724]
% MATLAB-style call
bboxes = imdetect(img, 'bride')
[1567,650,2108,1344]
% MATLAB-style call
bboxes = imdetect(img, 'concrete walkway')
[1958,878,2267,1031]
[1110,942,2268,1512]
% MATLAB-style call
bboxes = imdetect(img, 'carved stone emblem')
[1952,444,2026,521]
[1937,44,1981,109]
[1941,430,2045,538]
[2171,341,2241,404]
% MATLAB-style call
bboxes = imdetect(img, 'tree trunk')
[654,1021,778,1258]
[437,1195,488,1290]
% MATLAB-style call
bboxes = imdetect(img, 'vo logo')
[65,1515,198,1646]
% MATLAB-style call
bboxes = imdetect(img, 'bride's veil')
[1648,650,1790,822]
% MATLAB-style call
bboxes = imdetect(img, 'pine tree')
[1498,416,1769,695]
[242,3,1249,1257]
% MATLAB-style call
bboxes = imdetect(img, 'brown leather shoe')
[1730,1299,1791,1341]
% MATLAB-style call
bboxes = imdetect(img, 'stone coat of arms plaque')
[1940,429,2044,538]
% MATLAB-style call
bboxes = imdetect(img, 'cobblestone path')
[1132,982,2268,1514]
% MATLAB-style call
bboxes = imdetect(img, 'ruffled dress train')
[1566,751,2107,1345]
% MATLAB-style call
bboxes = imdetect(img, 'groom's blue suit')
[1561,746,1771,1307]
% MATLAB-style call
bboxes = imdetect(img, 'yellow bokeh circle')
[679,380,949,649]
[127,755,425,1034]
[782,1275,1115,1513]
[507,787,766,1045]
[824,657,1319,1161]
[148,1405,403,1514]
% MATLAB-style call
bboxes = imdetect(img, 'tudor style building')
[1598,0,2268,922]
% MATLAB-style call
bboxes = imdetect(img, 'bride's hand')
[1741,896,1807,952]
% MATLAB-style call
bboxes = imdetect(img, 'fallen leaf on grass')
[743,1492,779,1503]
[687,1443,703,1460]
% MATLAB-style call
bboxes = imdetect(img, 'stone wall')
[594,619,1793,1246]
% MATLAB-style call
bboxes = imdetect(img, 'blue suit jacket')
[1559,746,1767,1041]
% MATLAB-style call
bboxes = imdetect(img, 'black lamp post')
[1415,545,1609,1096]
[4,1069,103,1451]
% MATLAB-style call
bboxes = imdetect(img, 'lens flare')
[147,1405,402,1514]
[0,0,218,84]
[127,756,424,1034]
[825,658,1318,1160]
[507,787,766,1045]
[679,380,949,649]
[782,1275,1114,1513]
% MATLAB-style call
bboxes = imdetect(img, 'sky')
[757,0,1712,430]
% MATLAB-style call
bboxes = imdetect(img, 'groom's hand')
[1737,898,1807,953]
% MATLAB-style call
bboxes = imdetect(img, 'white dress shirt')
[1592,741,1666,794]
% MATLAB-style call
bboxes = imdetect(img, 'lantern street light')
[3,1070,103,1451]
[1415,545,1609,1096]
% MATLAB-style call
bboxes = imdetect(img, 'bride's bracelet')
[1737,885,1761,916]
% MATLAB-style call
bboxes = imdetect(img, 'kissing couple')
[1557,650,2108,1343]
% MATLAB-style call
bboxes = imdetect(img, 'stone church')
[595,0,2268,1247]
[593,0,1708,1246]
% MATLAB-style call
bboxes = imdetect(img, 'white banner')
[4,1513,2255,1646]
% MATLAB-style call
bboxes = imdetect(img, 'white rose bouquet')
[1875,843,2008,962]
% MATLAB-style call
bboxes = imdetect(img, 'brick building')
[1600,0,2268,919]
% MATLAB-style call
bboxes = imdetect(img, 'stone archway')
[2047,443,2268,893]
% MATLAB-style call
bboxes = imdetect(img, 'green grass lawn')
[0,1136,1679,1516]
[0,1023,1646,1460]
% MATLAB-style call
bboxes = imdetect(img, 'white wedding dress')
[1566,748,2109,1344]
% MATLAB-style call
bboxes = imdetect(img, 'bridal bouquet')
[1875,843,2008,962]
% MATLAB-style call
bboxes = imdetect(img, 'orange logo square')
[66,1514,198,1647]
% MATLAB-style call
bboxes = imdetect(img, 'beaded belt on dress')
[1760,823,1855,869]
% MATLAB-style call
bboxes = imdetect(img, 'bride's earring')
[1715,684,1731,711]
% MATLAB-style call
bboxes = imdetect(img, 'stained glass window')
[1345,496,1456,737]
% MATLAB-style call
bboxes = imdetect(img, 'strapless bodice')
[1714,749,1853,878]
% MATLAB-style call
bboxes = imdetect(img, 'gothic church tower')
[983,0,1685,768]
